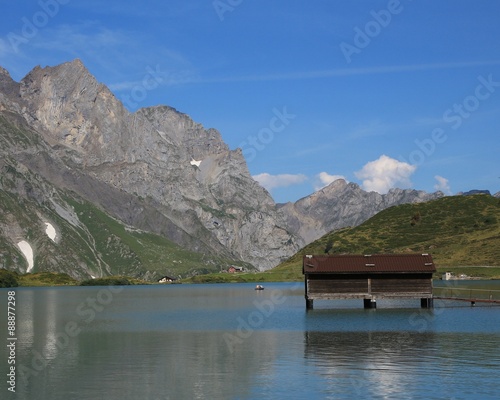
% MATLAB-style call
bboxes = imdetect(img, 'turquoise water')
[1,282,500,399]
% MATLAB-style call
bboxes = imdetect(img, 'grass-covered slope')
[63,196,244,278]
[0,173,245,280]
[271,195,500,280]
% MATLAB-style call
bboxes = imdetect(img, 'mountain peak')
[69,58,85,67]
[21,58,99,97]
[57,58,88,74]
[324,178,348,191]
[280,182,443,244]
[17,59,124,159]
[22,58,89,81]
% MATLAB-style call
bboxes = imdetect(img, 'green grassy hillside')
[64,196,246,278]
[0,160,248,281]
[269,195,500,280]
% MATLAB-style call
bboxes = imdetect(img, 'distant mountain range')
[278,179,444,244]
[0,60,497,280]
[275,194,500,276]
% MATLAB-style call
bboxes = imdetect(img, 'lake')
[1,281,500,399]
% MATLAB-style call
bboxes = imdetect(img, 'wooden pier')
[434,287,500,306]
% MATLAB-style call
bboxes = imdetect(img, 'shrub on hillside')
[0,269,19,288]
[80,277,132,286]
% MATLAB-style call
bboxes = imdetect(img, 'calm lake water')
[1,281,500,399]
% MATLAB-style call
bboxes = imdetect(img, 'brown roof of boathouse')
[303,253,436,274]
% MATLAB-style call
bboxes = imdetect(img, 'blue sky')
[1,0,499,203]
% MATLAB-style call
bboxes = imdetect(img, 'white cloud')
[32,23,127,54]
[30,23,195,75]
[314,172,346,190]
[200,60,500,84]
[108,69,197,91]
[434,175,451,194]
[355,155,416,194]
[253,173,307,192]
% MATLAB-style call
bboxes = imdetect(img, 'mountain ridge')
[273,194,500,279]
[0,60,300,272]
[278,178,444,244]
[0,59,479,279]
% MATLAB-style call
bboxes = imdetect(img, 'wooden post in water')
[364,298,376,309]
[420,298,433,308]
[305,273,313,309]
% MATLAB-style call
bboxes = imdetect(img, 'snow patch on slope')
[17,241,34,272]
[45,222,57,242]
[190,159,202,167]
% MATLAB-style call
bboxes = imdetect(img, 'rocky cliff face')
[278,179,444,244]
[0,60,300,272]
[0,59,452,277]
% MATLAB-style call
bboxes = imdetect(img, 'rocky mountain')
[0,59,453,279]
[278,179,444,244]
[1,100,264,280]
[0,60,299,275]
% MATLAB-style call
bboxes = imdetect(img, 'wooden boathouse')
[303,254,436,309]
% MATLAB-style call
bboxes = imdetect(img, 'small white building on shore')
[442,272,452,280]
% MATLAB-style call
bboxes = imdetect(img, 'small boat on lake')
[255,285,264,290]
